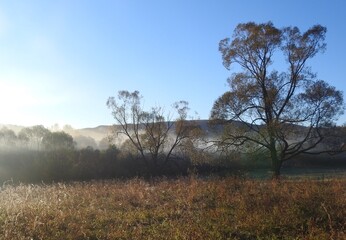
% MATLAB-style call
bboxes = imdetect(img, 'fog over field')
[0,120,342,154]
[1,121,209,150]
[1,1,346,239]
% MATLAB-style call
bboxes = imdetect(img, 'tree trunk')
[269,137,281,179]
[149,156,160,177]
[271,154,281,179]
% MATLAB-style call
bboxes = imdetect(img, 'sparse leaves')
[107,90,196,174]
[212,22,344,177]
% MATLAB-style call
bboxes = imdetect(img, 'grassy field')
[239,167,346,180]
[0,176,345,240]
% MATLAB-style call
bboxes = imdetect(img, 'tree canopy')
[211,22,344,177]
[107,90,198,175]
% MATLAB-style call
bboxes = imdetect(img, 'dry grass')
[0,177,345,239]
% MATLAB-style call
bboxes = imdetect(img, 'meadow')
[0,176,345,239]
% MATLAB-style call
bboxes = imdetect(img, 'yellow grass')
[0,177,345,239]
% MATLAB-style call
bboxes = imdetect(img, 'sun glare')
[0,81,40,125]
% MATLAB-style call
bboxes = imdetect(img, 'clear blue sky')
[0,0,345,128]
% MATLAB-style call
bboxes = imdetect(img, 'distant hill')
[1,120,344,155]
[0,120,218,148]
[0,119,315,149]
[77,125,113,141]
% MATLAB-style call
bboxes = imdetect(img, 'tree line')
[1,22,345,182]
[107,22,346,179]
[0,125,74,151]
[0,123,202,183]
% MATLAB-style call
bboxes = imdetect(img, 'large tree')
[211,22,344,177]
[107,90,197,174]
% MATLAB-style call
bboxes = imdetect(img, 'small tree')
[31,125,50,151]
[17,129,30,148]
[211,22,344,177]
[0,127,17,148]
[42,131,75,151]
[107,90,196,174]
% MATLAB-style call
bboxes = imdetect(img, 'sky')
[0,0,345,129]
